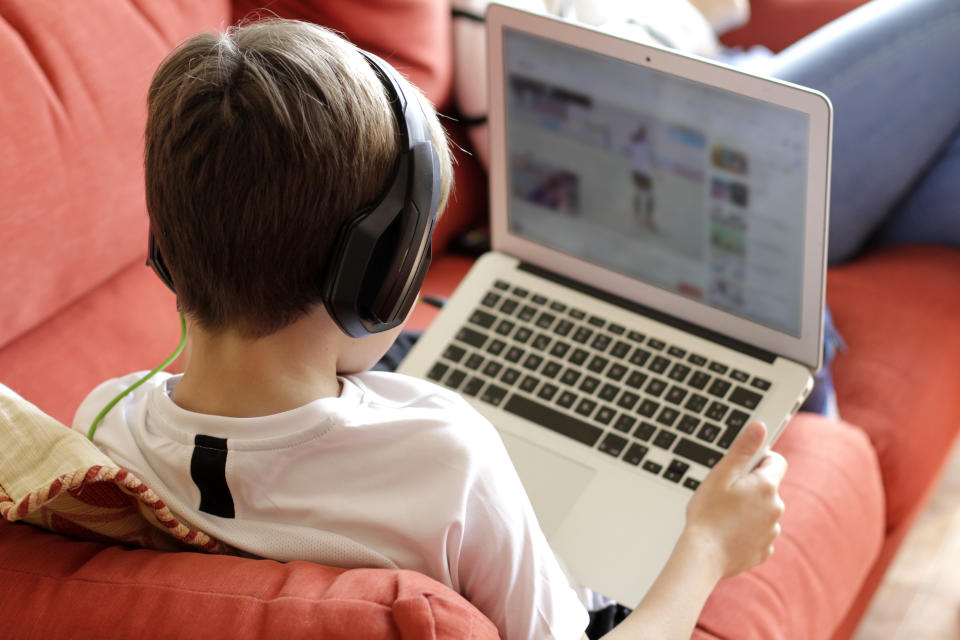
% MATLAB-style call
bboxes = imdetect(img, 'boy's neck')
[171,312,345,418]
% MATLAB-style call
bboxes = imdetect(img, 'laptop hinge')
[518,261,777,364]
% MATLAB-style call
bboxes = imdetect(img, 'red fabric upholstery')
[721,0,869,52]
[0,520,498,640]
[0,0,231,352]
[694,413,884,640]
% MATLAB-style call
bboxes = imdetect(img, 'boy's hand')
[683,421,787,579]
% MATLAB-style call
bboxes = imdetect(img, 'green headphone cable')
[86,312,187,442]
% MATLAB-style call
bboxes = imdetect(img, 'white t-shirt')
[73,371,589,640]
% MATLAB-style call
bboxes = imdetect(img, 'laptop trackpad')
[499,431,596,536]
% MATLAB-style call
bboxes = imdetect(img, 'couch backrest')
[0,0,231,350]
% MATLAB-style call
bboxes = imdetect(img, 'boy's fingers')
[713,421,766,483]
[753,450,788,486]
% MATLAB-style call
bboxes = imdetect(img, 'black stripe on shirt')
[191,434,235,518]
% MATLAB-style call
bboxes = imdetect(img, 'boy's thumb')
[715,421,767,482]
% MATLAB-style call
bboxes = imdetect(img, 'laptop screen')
[503,28,810,338]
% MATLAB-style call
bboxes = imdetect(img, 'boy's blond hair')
[145,19,453,338]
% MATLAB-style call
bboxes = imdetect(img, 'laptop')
[399,2,832,606]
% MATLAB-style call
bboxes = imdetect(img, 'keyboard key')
[623,443,648,465]
[599,383,619,402]
[579,376,600,394]
[514,327,533,344]
[717,422,746,449]
[627,330,645,342]
[688,354,708,366]
[606,363,628,381]
[707,379,732,398]
[572,327,593,344]
[643,461,663,474]
[482,361,502,378]
[750,377,772,391]
[726,409,749,430]
[664,386,688,405]
[677,414,700,434]
[541,361,563,379]
[518,305,537,322]
[443,344,466,363]
[587,355,609,374]
[648,356,671,374]
[557,391,578,409]
[455,327,487,349]
[683,478,701,491]
[531,333,552,351]
[633,421,656,441]
[427,362,449,381]
[520,375,539,393]
[608,323,625,335]
[617,391,640,411]
[729,386,763,410]
[667,346,686,358]
[637,399,659,418]
[595,406,617,426]
[469,309,496,329]
[626,371,648,389]
[697,423,721,443]
[598,433,628,457]
[688,371,711,390]
[708,361,729,375]
[629,348,651,367]
[464,353,484,370]
[610,340,632,359]
[493,280,509,290]
[500,368,521,386]
[614,414,637,433]
[569,348,589,366]
[522,354,543,371]
[656,407,680,427]
[486,339,506,356]
[668,363,691,383]
[674,438,723,468]
[512,287,529,298]
[550,341,571,358]
[705,401,729,421]
[535,312,556,329]
[731,369,750,383]
[554,319,574,337]
[663,459,689,483]
[647,338,666,351]
[538,383,559,401]
[645,378,668,397]
[588,315,605,328]
[591,334,612,352]
[550,301,567,312]
[495,319,515,336]
[480,385,508,407]
[684,393,708,413]
[462,377,485,397]
[500,298,519,315]
[482,291,501,308]
[446,369,467,390]
[575,398,598,417]
[569,308,586,320]
[505,347,524,363]
[502,395,603,447]
[531,294,548,305]
[561,368,581,386]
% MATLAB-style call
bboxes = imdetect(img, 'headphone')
[147,49,442,338]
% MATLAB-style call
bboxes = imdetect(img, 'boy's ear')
[147,232,177,294]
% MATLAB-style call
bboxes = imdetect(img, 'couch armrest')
[721,0,870,52]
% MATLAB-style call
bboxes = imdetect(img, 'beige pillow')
[0,383,226,553]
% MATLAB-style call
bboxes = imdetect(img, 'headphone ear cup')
[147,233,177,294]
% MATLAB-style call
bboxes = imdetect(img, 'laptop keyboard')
[425,279,772,491]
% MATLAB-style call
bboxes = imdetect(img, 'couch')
[1,0,958,638]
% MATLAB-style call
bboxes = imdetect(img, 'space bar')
[502,395,604,447]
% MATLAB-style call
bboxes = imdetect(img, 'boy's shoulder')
[346,370,475,412]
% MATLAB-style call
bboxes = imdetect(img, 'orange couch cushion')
[0,0,231,352]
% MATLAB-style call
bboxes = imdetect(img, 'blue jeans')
[720,0,960,413]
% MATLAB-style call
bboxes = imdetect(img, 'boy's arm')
[598,422,786,640]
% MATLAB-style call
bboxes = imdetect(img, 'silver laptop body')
[399,3,832,606]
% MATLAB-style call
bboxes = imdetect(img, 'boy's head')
[144,19,453,339]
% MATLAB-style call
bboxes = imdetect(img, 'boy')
[74,19,785,640]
